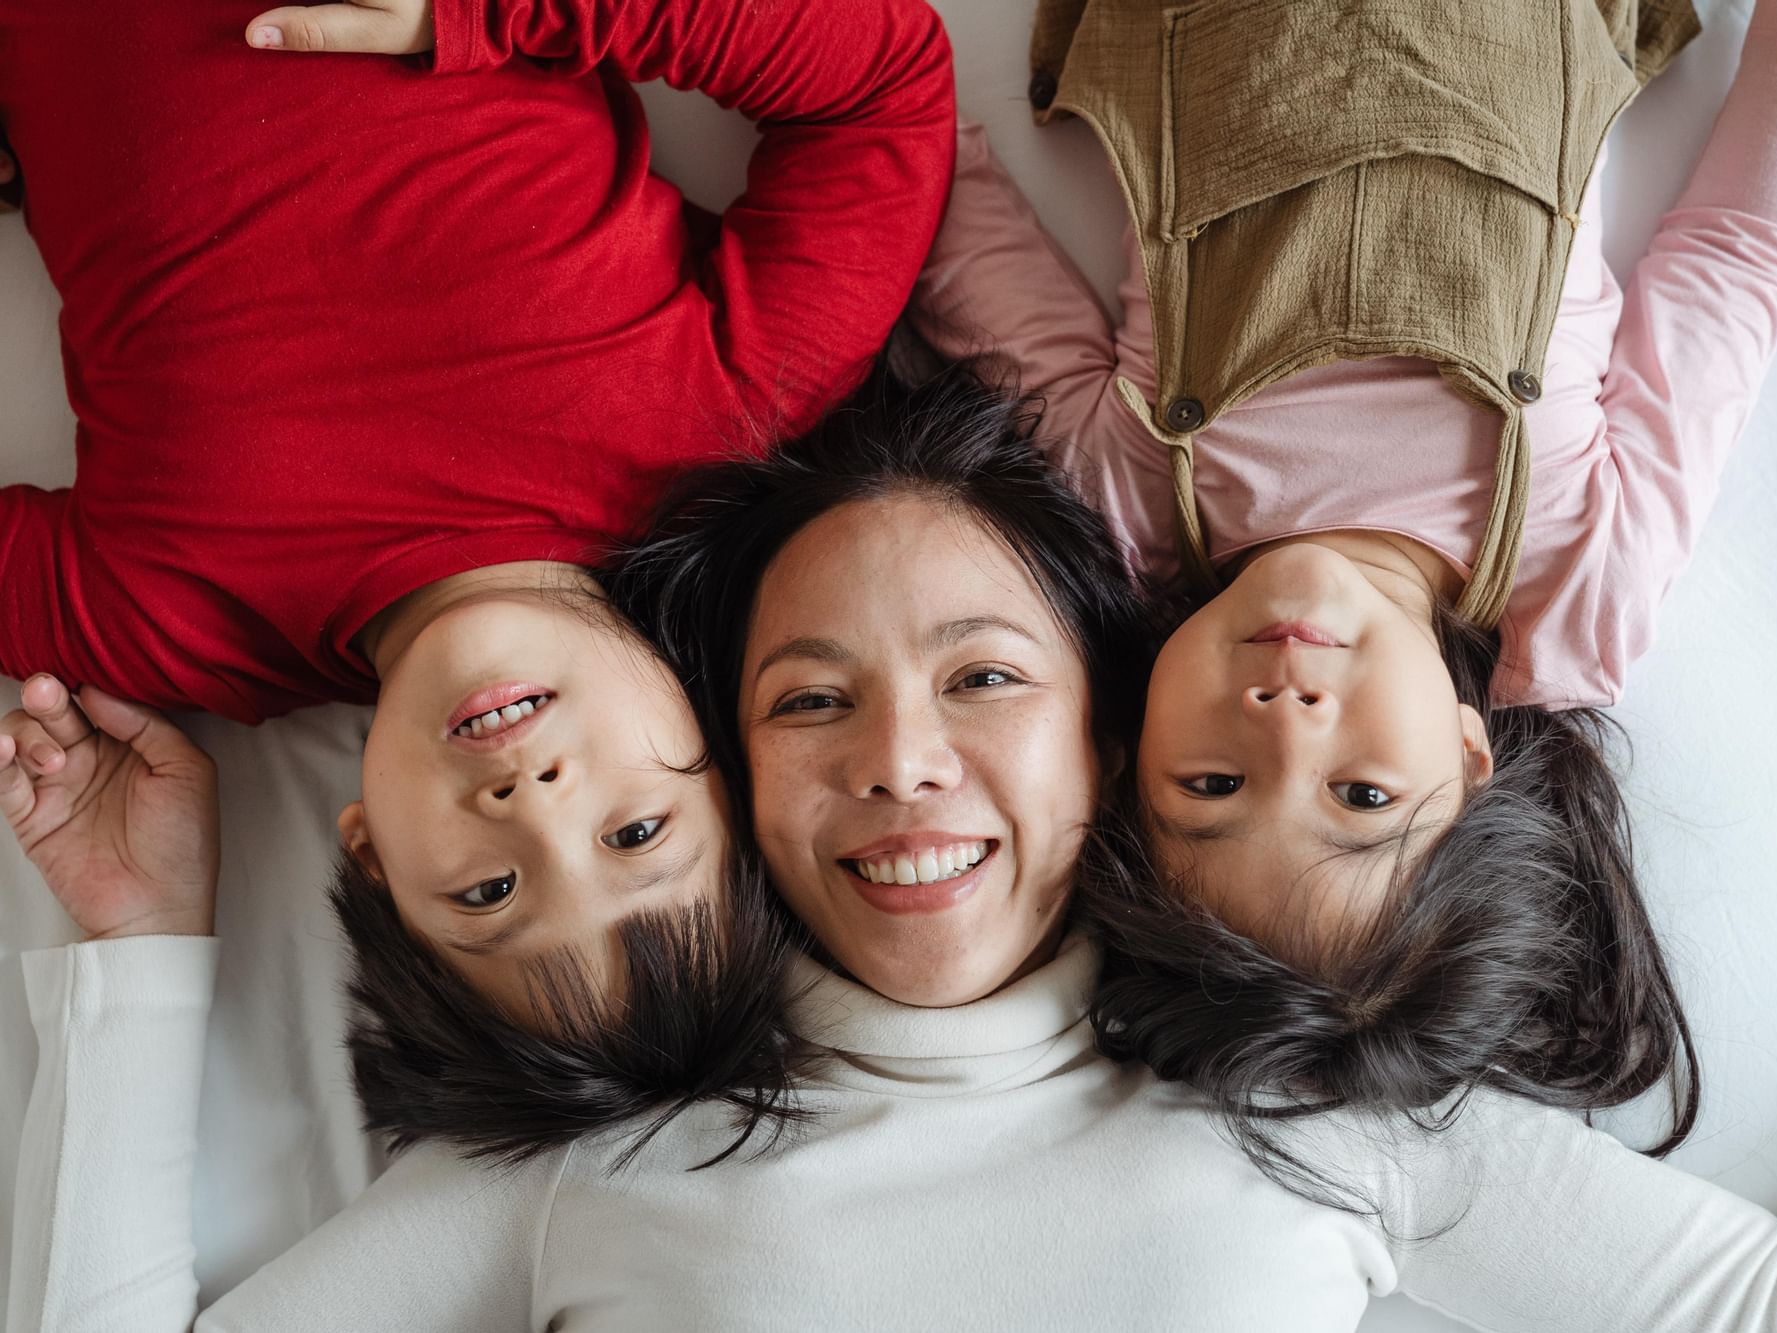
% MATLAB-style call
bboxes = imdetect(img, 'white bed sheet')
[2,2,1773,1328]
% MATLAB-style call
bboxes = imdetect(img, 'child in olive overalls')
[918,0,1777,1188]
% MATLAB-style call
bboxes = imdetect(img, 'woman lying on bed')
[0,0,953,1096]
[10,367,1777,1333]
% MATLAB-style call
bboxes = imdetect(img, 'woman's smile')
[840,838,999,915]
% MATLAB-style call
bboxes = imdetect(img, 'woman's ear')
[1458,704,1495,786]
[336,800,385,881]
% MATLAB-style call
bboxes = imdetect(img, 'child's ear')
[336,801,385,881]
[1458,704,1495,786]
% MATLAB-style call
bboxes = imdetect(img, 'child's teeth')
[481,711,501,728]
[501,704,523,724]
[518,700,535,717]
[469,717,484,736]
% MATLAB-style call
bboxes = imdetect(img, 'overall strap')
[1452,407,1531,630]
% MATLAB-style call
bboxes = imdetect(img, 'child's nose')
[480,759,569,809]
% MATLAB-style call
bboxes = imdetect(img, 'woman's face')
[341,589,728,1023]
[741,493,1099,1007]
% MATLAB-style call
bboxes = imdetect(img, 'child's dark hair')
[1086,601,1699,1206]
[330,843,808,1170]
[608,358,1160,809]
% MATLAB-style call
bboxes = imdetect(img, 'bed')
[3,2,1773,1328]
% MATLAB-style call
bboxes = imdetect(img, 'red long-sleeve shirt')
[0,0,954,722]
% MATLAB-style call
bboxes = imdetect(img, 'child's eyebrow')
[625,840,709,894]
[445,912,537,958]
[1154,811,1246,845]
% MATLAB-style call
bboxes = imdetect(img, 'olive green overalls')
[1026,0,1698,628]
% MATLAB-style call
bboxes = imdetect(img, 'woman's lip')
[1245,622,1346,647]
[445,682,554,733]
[837,832,993,861]
[842,846,996,917]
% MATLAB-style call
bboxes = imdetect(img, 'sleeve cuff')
[23,935,221,1032]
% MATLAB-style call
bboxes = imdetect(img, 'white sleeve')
[5,937,557,1333]
[1382,1093,1777,1331]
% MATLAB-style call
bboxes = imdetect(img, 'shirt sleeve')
[1380,1093,1777,1331]
[430,0,956,441]
[910,122,1181,582]
[1520,11,1777,705]
[4,936,559,1333]
[0,484,75,685]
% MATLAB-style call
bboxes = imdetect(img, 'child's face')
[339,591,728,1024]
[1137,542,1492,957]
[740,494,1099,1008]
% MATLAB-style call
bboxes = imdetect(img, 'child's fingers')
[246,4,431,55]
[0,735,39,826]
[21,674,92,750]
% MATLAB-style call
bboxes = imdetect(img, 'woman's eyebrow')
[753,635,853,675]
[927,615,1041,650]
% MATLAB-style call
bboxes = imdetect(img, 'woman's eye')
[455,873,516,908]
[955,667,1022,691]
[770,691,845,718]
[1332,782,1394,810]
[1182,774,1244,798]
[603,816,666,851]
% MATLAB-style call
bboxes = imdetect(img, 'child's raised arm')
[1541,2,1777,701]
[912,123,1182,581]
[243,0,957,443]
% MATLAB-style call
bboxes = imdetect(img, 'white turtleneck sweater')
[9,932,1777,1333]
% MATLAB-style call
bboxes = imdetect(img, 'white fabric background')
[1,1,1773,1327]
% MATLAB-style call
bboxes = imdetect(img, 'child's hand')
[246,0,434,54]
[0,676,218,940]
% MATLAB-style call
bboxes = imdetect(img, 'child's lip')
[1245,622,1346,648]
[444,682,554,734]
[446,706,550,753]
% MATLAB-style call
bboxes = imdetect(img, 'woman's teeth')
[453,695,549,739]
[848,841,990,886]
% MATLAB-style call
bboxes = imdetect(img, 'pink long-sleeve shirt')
[916,13,1777,709]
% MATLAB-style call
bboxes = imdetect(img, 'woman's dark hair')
[331,843,808,1170]
[608,359,1161,813]
[1086,600,1699,1209]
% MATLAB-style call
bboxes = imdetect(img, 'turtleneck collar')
[785,933,1102,1098]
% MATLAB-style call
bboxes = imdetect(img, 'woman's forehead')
[751,494,1059,639]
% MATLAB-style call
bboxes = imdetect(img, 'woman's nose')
[845,705,963,801]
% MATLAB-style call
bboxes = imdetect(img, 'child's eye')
[1332,782,1393,810]
[1181,774,1243,798]
[603,816,665,851]
[769,691,845,718]
[455,873,516,908]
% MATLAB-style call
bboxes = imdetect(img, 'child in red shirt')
[0,0,953,1088]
